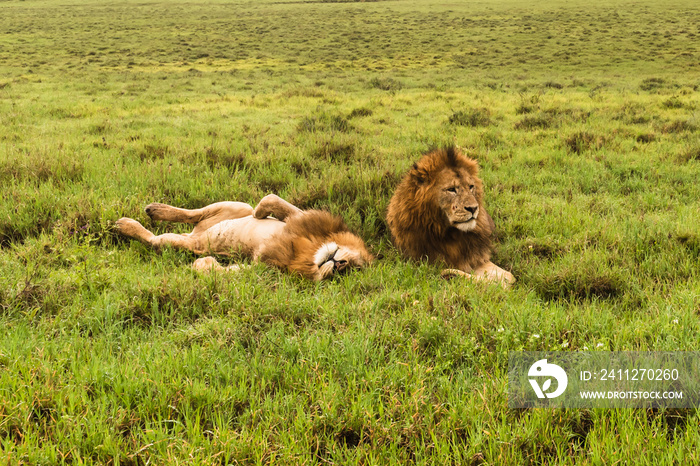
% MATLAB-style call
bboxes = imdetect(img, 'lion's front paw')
[315,261,335,281]
[252,207,267,220]
[192,256,220,272]
[502,270,516,287]
[441,266,515,289]
[192,256,242,273]
[313,242,339,280]
[484,266,515,289]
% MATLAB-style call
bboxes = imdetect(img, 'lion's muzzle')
[334,258,348,272]
[452,204,478,218]
[451,204,479,231]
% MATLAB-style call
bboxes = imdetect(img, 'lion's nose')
[465,206,478,215]
[334,259,348,272]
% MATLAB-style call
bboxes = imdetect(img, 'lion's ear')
[463,158,480,178]
[410,163,428,184]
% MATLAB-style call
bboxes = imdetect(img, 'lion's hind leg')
[115,217,155,244]
[146,201,253,226]
[115,217,202,253]
[253,194,302,221]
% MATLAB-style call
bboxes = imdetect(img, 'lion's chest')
[200,216,285,257]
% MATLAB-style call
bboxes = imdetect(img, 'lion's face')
[434,167,482,232]
[314,238,372,280]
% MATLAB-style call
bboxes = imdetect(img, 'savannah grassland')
[1,0,700,463]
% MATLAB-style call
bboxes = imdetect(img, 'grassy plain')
[1,0,700,464]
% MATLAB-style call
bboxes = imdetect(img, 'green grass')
[1,0,700,463]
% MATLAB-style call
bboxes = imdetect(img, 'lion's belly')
[199,216,285,257]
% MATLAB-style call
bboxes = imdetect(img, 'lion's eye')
[446,187,457,193]
[469,185,475,191]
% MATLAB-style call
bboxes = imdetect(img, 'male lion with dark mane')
[386,147,514,287]
[116,194,373,281]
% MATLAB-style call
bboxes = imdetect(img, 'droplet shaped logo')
[528,359,568,399]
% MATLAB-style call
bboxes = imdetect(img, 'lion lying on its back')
[387,147,514,287]
[116,194,373,281]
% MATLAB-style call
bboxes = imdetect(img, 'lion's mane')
[259,210,371,280]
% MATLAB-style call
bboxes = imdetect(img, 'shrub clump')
[297,114,351,133]
[514,114,554,130]
[516,94,540,115]
[516,103,535,115]
[368,77,402,91]
[662,96,686,109]
[448,108,491,127]
[677,145,700,163]
[659,120,697,134]
[613,102,653,124]
[0,157,84,185]
[639,77,666,91]
[139,144,169,161]
[676,232,700,257]
[348,107,373,119]
[543,81,564,89]
[203,147,247,171]
[636,133,656,143]
[533,270,625,301]
[564,131,606,154]
[310,141,355,163]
